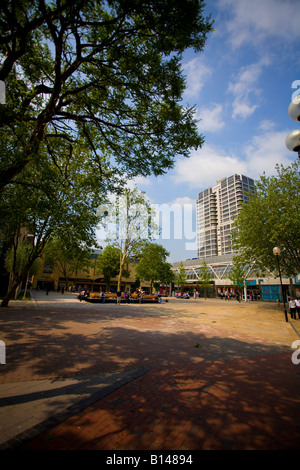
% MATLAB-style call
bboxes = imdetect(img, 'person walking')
[289,297,297,319]
[116,291,121,305]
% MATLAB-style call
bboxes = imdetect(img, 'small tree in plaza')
[97,245,129,293]
[228,258,247,301]
[135,243,174,293]
[176,262,187,293]
[199,261,212,299]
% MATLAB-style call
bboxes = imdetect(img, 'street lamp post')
[273,247,288,323]
[286,94,300,159]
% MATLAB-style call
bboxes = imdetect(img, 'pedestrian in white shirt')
[289,297,297,319]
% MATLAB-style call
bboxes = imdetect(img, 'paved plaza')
[0,290,300,450]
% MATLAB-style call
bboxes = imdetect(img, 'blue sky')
[99,0,300,263]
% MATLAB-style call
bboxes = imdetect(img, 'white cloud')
[231,101,258,121]
[168,196,196,207]
[182,57,212,99]
[243,129,293,177]
[218,0,300,48]
[196,103,225,132]
[173,127,294,188]
[258,120,276,132]
[130,175,151,187]
[174,144,247,188]
[227,59,270,120]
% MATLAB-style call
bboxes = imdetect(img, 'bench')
[85,292,160,303]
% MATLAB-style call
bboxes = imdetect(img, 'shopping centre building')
[172,254,300,301]
[33,249,151,294]
[32,249,300,301]
[171,174,300,301]
[17,173,300,301]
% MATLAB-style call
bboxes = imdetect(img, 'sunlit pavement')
[0,291,300,450]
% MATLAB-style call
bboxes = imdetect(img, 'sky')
[97,0,300,263]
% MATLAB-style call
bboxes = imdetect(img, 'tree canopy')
[233,161,300,277]
[44,237,93,289]
[175,262,187,291]
[135,242,174,292]
[97,245,126,292]
[0,143,101,306]
[198,260,212,299]
[100,187,159,290]
[0,0,213,190]
[228,258,246,290]
[0,0,213,305]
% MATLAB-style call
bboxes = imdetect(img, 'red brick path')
[20,353,300,450]
[1,294,300,450]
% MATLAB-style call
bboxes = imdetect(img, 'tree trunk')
[117,272,122,292]
[117,248,128,292]
[1,254,40,308]
[23,271,30,299]
[1,272,24,307]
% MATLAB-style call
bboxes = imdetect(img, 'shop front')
[261,285,281,302]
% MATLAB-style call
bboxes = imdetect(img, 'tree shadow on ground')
[0,314,292,380]
[20,350,300,451]
[1,302,299,450]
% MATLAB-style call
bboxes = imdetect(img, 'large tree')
[44,238,93,290]
[0,1,214,304]
[0,0,213,191]
[0,144,101,307]
[233,161,300,277]
[100,186,158,291]
[4,238,39,299]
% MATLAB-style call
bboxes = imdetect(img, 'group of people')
[78,289,90,301]
[116,291,135,305]
[174,291,190,299]
[219,290,260,301]
[99,290,145,304]
[289,297,300,319]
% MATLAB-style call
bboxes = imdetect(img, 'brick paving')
[1,291,300,450]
